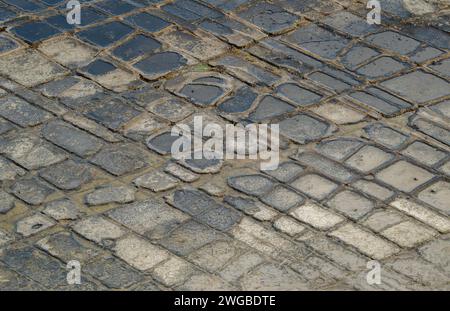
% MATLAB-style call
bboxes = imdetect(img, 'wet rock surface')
[0,0,449,291]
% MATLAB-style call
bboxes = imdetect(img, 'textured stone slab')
[42,120,104,158]
[321,11,378,36]
[72,216,127,246]
[228,174,275,197]
[390,198,450,233]
[159,29,228,61]
[159,220,223,256]
[0,245,67,288]
[283,24,349,60]
[327,190,374,220]
[211,55,280,87]
[85,256,144,289]
[0,134,66,169]
[107,199,189,238]
[237,2,298,34]
[290,174,338,200]
[113,235,170,271]
[418,181,450,215]
[290,202,344,230]
[85,186,135,206]
[292,152,356,183]
[0,190,15,214]
[133,51,190,80]
[376,160,434,193]
[0,156,25,182]
[0,95,52,127]
[329,224,400,260]
[39,160,93,190]
[43,198,82,221]
[260,185,305,212]
[381,221,437,248]
[16,214,55,237]
[0,50,68,87]
[38,37,97,68]
[36,231,100,263]
[90,144,151,176]
[11,177,55,205]
[365,31,421,55]
[279,114,336,144]
[381,71,450,103]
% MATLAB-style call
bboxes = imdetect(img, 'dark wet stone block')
[212,55,280,86]
[365,31,420,55]
[381,0,412,18]
[11,21,61,43]
[158,220,222,256]
[279,113,336,144]
[237,2,298,34]
[112,35,162,61]
[170,188,220,216]
[275,83,323,107]
[182,157,222,174]
[283,24,350,60]
[217,86,257,114]
[95,0,138,15]
[46,7,108,29]
[401,25,449,50]
[356,57,408,79]
[174,0,224,19]
[428,58,450,79]
[45,14,76,30]
[40,0,65,5]
[77,21,133,47]
[247,38,323,73]
[249,95,295,122]
[202,0,249,11]
[309,72,351,92]
[410,47,444,63]
[161,3,201,22]
[0,7,17,22]
[125,12,170,33]
[381,71,450,104]
[179,84,224,107]
[81,59,116,76]
[133,51,188,79]
[85,98,141,130]
[341,44,379,70]
[147,132,185,155]
[0,35,17,53]
[321,11,378,36]
[409,114,450,147]
[224,195,261,214]
[349,87,412,117]
[3,0,44,12]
